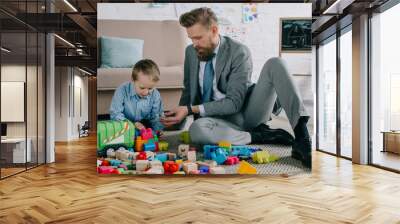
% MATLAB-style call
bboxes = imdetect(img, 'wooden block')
[187,150,196,162]
[150,160,162,168]
[136,160,149,171]
[183,162,198,174]
[210,167,225,174]
[178,144,190,158]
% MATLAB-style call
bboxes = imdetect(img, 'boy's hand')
[134,122,145,130]
[160,106,188,127]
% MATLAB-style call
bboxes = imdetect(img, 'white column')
[46,32,55,163]
[352,14,369,164]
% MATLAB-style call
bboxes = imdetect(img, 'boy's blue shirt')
[110,82,164,131]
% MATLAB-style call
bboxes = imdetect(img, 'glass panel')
[27,31,38,169]
[371,4,400,171]
[1,26,28,178]
[340,29,352,158]
[318,36,337,154]
[38,32,45,165]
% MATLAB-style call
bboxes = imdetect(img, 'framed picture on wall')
[280,18,312,53]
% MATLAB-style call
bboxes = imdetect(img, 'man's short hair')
[179,7,218,29]
[131,59,160,82]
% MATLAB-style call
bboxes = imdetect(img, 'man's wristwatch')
[187,105,193,115]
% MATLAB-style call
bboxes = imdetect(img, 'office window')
[318,36,337,154]
[339,28,352,158]
[371,3,400,171]
[0,1,46,179]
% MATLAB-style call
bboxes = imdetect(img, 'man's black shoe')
[291,138,312,168]
[250,124,294,145]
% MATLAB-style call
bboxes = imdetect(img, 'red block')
[101,160,110,166]
[98,166,114,174]
[224,156,239,165]
[136,151,147,160]
[140,128,153,140]
[163,161,179,174]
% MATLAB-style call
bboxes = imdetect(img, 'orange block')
[135,136,147,152]
[237,161,257,174]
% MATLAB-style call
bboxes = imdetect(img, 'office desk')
[382,131,400,154]
[1,138,31,163]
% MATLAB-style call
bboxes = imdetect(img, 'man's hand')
[160,106,188,127]
[134,122,145,130]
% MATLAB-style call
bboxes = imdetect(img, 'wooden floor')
[1,135,400,224]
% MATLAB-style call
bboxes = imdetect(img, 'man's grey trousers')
[189,57,309,145]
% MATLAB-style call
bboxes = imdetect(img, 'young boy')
[110,59,164,132]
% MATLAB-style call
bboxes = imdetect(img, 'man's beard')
[195,43,217,61]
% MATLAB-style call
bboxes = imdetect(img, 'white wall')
[54,67,89,141]
[98,3,312,82]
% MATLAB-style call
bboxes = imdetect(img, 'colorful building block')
[203,145,219,159]
[167,153,177,161]
[252,151,279,164]
[237,161,257,174]
[210,148,228,165]
[115,148,134,161]
[224,156,239,165]
[218,140,232,153]
[178,144,190,158]
[98,166,115,174]
[109,159,122,167]
[146,167,164,174]
[150,160,162,168]
[210,167,225,174]
[187,150,197,162]
[158,141,169,151]
[136,151,147,160]
[183,162,198,174]
[136,160,149,171]
[163,161,179,174]
[140,128,153,140]
[199,165,209,174]
[106,148,116,158]
[101,160,110,166]
[155,153,167,162]
[145,151,155,161]
[189,170,200,174]
[198,160,217,168]
[135,136,145,152]
[144,142,156,151]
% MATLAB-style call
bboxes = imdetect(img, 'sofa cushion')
[98,20,187,67]
[97,66,184,90]
[100,36,144,68]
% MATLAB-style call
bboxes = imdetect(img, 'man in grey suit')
[161,7,311,168]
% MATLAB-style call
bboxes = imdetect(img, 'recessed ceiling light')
[1,47,11,53]
[63,0,78,12]
[78,67,92,76]
[54,34,75,48]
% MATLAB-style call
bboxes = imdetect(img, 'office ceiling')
[0,0,395,74]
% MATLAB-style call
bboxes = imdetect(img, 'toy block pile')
[97,129,279,175]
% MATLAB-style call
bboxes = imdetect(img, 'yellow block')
[218,140,231,149]
[237,161,257,174]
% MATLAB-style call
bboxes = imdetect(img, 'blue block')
[199,165,209,173]
[135,129,141,137]
[211,148,227,165]
[144,143,156,151]
[155,153,167,162]
[109,159,122,167]
[203,145,219,160]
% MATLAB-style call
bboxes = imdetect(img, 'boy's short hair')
[131,59,160,82]
[179,7,218,29]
